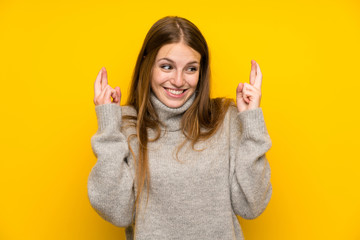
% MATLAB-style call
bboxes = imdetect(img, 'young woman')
[88,16,272,240]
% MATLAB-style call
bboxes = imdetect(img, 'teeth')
[167,89,184,95]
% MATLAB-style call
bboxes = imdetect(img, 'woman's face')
[151,42,201,108]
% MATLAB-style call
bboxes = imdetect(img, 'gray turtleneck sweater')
[88,93,272,240]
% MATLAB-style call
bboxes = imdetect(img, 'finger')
[98,85,113,104]
[242,85,251,104]
[104,85,116,104]
[101,67,108,91]
[236,82,244,94]
[236,83,248,111]
[244,83,259,103]
[254,62,263,90]
[95,85,107,105]
[249,60,256,85]
[243,93,250,104]
[94,68,103,97]
[244,83,262,101]
[236,83,244,104]
[111,87,120,103]
[111,91,117,103]
[244,82,260,92]
[113,86,121,104]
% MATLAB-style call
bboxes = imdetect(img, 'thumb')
[113,86,121,104]
[236,82,243,93]
[236,83,247,112]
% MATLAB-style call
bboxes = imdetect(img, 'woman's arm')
[87,103,135,227]
[229,106,272,219]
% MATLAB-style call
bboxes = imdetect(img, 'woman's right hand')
[94,67,121,106]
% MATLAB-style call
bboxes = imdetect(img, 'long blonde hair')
[122,15,233,228]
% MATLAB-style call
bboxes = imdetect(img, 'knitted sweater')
[87,93,272,240]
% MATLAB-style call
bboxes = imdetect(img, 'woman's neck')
[150,91,196,132]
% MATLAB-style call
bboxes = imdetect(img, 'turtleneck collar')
[150,91,196,132]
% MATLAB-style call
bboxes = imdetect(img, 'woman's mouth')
[164,87,187,96]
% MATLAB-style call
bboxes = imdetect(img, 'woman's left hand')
[236,60,262,113]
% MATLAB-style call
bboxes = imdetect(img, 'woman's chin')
[162,98,187,108]
[160,92,192,108]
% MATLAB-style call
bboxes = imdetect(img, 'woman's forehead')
[156,42,201,64]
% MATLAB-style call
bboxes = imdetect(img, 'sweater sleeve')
[229,106,272,219]
[87,103,135,227]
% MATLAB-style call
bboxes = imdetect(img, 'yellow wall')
[1,0,359,239]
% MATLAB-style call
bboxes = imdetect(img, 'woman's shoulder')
[211,97,238,120]
[226,102,238,115]
[121,105,137,117]
[224,103,240,127]
[120,105,137,137]
[207,97,238,134]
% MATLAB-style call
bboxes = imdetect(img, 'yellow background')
[1,0,359,239]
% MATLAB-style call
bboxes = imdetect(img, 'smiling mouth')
[164,87,187,95]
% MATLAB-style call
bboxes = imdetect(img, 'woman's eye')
[187,67,198,72]
[160,65,172,70]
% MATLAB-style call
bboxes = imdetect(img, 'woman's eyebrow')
[157,57,199,65]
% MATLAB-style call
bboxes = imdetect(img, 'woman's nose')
[170,71,185,87]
